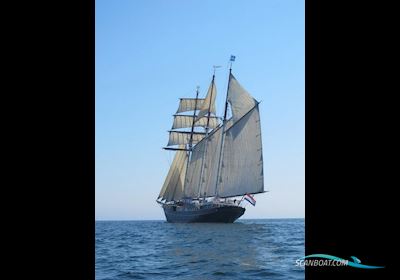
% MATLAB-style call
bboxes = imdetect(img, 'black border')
[306,0,393,278]
[27,0,96,278]
[23,0,395,278]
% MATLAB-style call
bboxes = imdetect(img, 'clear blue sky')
[95,0,304,220]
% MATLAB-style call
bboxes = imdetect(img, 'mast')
[205,66,220,130]
[182,86,200,198]
[188,86,200,149]
[196,68,217,199]
[214,57,234,197]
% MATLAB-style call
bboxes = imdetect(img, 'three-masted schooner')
[157,58,264,223]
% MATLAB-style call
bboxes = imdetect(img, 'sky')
[95,0,304,220]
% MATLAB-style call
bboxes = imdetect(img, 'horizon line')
[95,217,305,222]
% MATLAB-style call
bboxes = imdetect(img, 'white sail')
[158,147,188,202]
[184,126,223,198]
[183,139,205,198]
[197,127,223,197]
[176,98,204,113]
[218,105,263,197]
[225,118,234,130]
[167,131,205,146]
[196,80,216,120]
[172,115,219,130]
[227,74,257,122]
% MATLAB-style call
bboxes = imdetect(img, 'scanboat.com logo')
[296,254,384,269]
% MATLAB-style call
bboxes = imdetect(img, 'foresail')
[158,147,188,202]
[167,131,206,146]
[217,105,264,197]
[228,74,257,122]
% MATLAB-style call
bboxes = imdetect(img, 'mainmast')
[196,68,218,199]
[214,56,234,197]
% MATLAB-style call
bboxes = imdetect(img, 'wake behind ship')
[156,57,265,223]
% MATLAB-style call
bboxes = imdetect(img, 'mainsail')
[218,105,263,197]
[161,70,264,202]
[215,73,263,197]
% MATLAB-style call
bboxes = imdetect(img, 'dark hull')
[163,205,245,223]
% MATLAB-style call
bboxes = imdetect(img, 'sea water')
[96,219,304,280]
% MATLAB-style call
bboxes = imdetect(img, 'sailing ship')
[156,58,264,223]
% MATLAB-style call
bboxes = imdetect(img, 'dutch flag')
[244,193,256,206]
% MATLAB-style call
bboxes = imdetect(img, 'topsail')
[196,79,216,120]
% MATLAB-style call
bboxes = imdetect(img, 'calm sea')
[96,219,304,280]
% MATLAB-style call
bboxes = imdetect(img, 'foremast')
[159,74,219,203]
